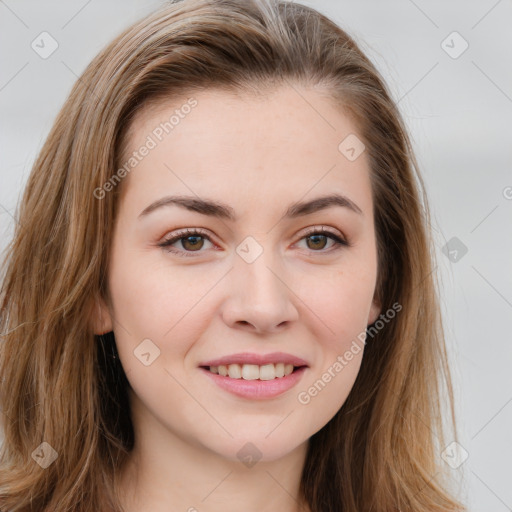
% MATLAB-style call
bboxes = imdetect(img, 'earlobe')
[91,294,113,335]
[367,299,381,325]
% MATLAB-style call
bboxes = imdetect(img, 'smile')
[207,363,296,380]
[198,352,309,399]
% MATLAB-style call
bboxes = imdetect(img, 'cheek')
[106,251,211,428]
[294,271,371,430]
[294,229,378,332]
[292,259,375,422]
[299,263,377,347]
[107,246,219,365]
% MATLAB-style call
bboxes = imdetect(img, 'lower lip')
[200,367,307,399]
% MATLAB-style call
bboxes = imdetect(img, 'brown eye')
[306,234,329,251]
[297,227,349,254]
[180,235,205,251]
[158,229,214,257]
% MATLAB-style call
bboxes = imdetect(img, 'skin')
[94,84,381,512]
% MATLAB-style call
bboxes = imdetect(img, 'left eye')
[296,229,348,252]
[158,227,349,257]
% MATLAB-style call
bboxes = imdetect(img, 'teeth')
[259,364,275,380]
[210,362,299,380]
[228,364,242,379]
[242,364,259,380]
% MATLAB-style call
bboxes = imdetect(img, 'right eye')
[158,228,215,257]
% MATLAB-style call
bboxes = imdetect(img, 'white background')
[1,1,511,510]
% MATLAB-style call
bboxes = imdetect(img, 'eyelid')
[158,227,216,256]
[299,225,347,241]
[159,227,212,243]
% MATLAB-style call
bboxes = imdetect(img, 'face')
[95,84,380,463]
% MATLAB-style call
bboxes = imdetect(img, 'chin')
[201,430,309,466]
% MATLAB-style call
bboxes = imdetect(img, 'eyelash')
[157,226,350,258]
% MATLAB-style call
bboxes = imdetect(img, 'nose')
[221,246,299,335]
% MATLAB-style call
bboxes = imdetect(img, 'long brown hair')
[0,0,465,510]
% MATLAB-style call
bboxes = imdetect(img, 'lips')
[198,352,309,398]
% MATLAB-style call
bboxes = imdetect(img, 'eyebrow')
[138,193,363,221]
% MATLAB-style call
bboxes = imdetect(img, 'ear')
[367,297,381,326]
[90,293,114,335]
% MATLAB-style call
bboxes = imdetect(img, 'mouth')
[198,352,309,399]
[200,362,307,380]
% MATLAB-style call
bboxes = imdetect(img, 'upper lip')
[199,352,309,368]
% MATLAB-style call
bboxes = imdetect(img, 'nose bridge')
[222,234,298,332]
[236,234,285,302]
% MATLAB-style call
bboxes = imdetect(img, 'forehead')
[118,84,373,217]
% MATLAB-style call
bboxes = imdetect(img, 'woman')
[0,0,466,510]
